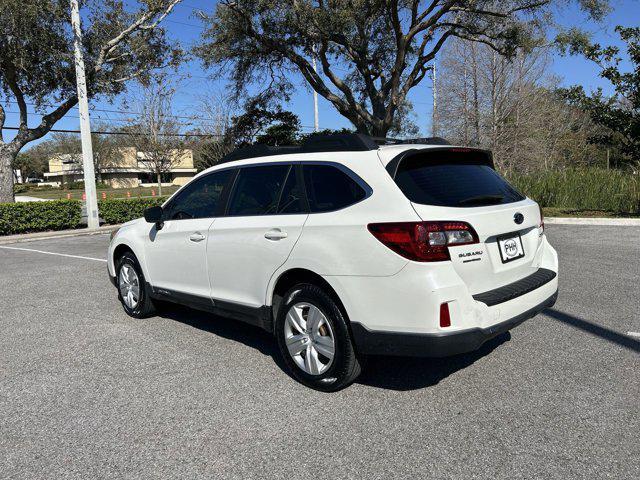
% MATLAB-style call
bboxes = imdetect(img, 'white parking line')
[0,245,107,263]
[627,332,640,339]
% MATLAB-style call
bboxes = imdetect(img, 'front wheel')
[275,284,363,391]
[116,252,156,318]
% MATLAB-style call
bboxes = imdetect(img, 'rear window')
[227,165,290,216]
[393,152,524,207]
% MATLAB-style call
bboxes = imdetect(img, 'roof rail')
[379,137,451,146]
[218,133,451,163]
[219,144,302,163]
[219,133,379,163]
[301,133,379,152]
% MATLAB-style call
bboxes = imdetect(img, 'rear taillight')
[538,205,544,236]
[367,221,479,262]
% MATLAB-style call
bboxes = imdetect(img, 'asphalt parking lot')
[1,225,638,479]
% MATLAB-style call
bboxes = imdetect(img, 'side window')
[303,164,367,213]
[227,165,290,216]
[277,166,307,214]
[163,169,233,220]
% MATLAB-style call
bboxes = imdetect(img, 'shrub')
[0,200,82,236]
[64,181,110,190]
[14,183,57,193]
[507,168,639,214]
[99,197,167,224]
[13,184,29,194]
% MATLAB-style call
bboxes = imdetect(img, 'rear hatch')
[385,147,543,294]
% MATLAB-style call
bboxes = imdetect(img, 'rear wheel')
[116,252,156,318]
[275,284,363,391]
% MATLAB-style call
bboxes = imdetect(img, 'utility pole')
[70,0,99,229]
[431,61,438,137]
[312,46,319,132]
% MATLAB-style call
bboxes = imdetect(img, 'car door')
[207,164,308,308]
[145,169,234,303]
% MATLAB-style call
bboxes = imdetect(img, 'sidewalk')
[0,224,121,245]
[545,217,640,226]
[14,196,48,202]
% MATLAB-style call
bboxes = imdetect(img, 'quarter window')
[303,165,366,212]
[163,169,233,220]
[227,165,290,216]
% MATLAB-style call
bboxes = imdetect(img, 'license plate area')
[497,232,525,263]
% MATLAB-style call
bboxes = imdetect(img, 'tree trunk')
[369,122,392,139]
[0,143,17,203]
[471,44,481,147]
[157,171,162,196]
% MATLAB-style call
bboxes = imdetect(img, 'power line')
[1,105,320,131]
[165,18,206,29]
[1,126,223,138]
[2,100,218,122]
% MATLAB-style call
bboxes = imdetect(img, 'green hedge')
[98,197,167,225]
[508,168,640,214]
[0,200,82,235]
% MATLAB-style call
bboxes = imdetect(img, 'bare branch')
[450,1,551,17]
[94,0,181,74]
[12,96,78,149]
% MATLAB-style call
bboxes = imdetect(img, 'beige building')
[44,147,197,188]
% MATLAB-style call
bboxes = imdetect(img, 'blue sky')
[3,0,639,147]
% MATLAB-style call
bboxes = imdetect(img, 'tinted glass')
[277,167,307,214]
[395,158,525,207]
[228,165,290,216]
[303,165,366,213]
[164,169,233,220]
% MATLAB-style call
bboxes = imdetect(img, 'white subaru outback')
[108,134,558,391]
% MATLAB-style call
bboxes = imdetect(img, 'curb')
[0,224,122,245]
[545,217,640,226]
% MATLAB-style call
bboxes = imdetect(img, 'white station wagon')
[108,134,558,391]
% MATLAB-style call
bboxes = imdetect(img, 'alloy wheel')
[284,302,336,375]
[119,264,140,309]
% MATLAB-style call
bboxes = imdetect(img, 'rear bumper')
[351,289,557,357]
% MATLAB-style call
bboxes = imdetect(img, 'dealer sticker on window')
[497,234,525,263]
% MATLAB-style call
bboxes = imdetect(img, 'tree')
[190,98,306,170]
[0,0,182,202]
[37,123,125,184]
[557,26,640,167]
[437,37,604,172]
[195,0,609,138]
[127,79,185,195]
[12,148,50,183]
[227,98,302,147]
[190,90,234,170]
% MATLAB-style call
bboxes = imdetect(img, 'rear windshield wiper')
[457,194,504,206]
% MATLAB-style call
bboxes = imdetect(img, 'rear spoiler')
[385,147,494,179]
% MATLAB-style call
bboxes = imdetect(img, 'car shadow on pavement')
[154,303,289,368]
[156,303,512,391]
[356,333,511,391]
[544,308,640,353]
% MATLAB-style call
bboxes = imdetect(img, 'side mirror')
[144,206,163,224]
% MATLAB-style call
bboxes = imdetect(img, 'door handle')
[264,229,288,240]
[189,232,205,242]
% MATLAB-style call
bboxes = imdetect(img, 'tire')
[275,284,363,392]
[115,251,156,318]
